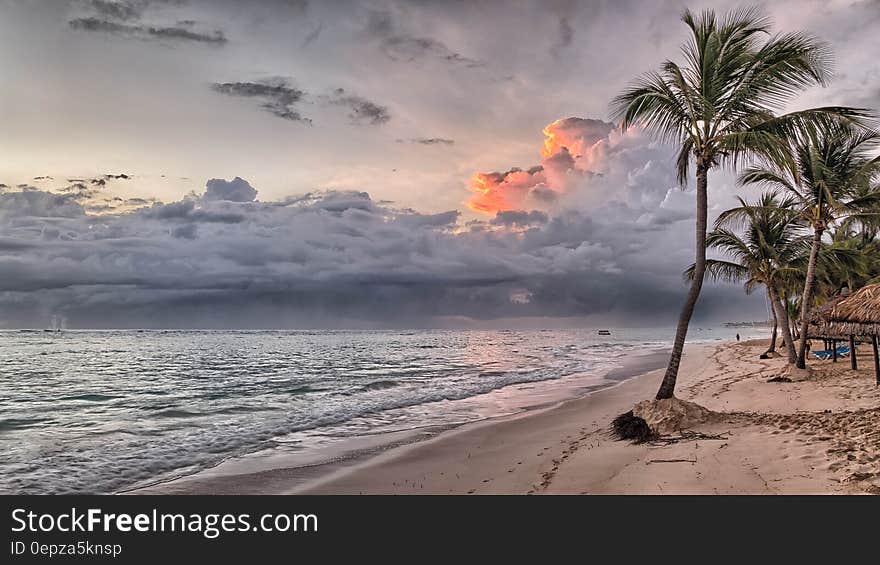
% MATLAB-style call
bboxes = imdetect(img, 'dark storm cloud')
[365,9,483,68]
[211,80,311,124]
[324,88,391,125]
[0,165,761,328]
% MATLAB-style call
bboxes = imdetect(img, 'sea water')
[0,326,759,494]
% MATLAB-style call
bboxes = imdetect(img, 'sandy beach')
[134,338,880,495]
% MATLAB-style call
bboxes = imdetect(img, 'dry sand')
[134,339,880,495]
[297,339,880,494]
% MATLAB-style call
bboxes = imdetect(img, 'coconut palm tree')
[611,7,867,398]
[687,193,805,363]
[739,123,880,368]
[825,208,880,291]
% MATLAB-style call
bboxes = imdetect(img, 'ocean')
[0,326,761,494]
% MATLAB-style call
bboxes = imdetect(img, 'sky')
[0,0,878,329]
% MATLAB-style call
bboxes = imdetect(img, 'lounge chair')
[811,345,850,360]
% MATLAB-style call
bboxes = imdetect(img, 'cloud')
[171,223,198,239]
[0,191,86,219]
[143,198,245,223]
[146,26,226,44]
[85,1,143,21]
[365,9,483,68]
[68,1,228,45]
[204,177,258,202]
[551,15,574,57]
[0,173,760,328]
[324,88,391,125]
[212,80,391,126]
[467,117,665,214]
[489,210,548,228]
[398,137,454,146]
[541,118,615,162]
[301,21,322,46]
[69,17,228,44]
[211,79,311,124]
[467,166,550,213]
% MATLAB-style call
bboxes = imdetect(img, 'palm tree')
[610,7,865,398]
[740,123,880,368]
[688,193,805,363]
[826,210,880,291]
[813,226,871,300]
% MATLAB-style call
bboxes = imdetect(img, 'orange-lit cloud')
[467,166,549,213]
[467,117,615,214]
[541,117,614,160]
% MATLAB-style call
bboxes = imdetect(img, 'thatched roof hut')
[807,295,849,339]
[807,283,880,382]
[809,284,880,337]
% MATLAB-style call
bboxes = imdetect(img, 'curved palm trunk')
[656,163,708,400]
[768,284,796,363]
[796,228,823,369]
[765,288,778,355]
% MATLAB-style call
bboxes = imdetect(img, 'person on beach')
[736,333,740,342]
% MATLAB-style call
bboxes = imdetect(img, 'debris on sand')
[611,411,655,442]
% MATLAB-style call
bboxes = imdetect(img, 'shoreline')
[131,338,880,494]
[127,346,673,495]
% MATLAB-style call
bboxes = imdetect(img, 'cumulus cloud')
[467,166,550,213]
[467,117,674,214]
[204,177,258,202]
[0,191,85,220]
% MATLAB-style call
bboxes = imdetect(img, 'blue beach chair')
[811,345,850,360]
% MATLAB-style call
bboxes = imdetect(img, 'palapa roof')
[808,283,880,337]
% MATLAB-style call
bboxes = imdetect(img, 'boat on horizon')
[597,329,611,335]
